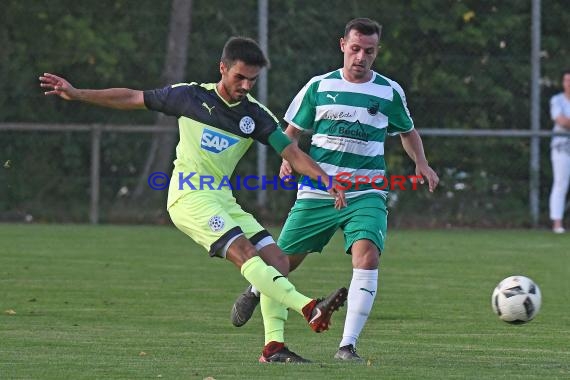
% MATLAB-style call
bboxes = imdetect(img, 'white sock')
[250,285,260,297]
[339,268,378,348]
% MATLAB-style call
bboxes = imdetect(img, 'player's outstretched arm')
[400,129,439,192]
[39,73,145,110]
[281,143,346,209]
[279,125,303,180]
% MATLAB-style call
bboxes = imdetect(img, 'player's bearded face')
[219,60,260,103]
[340,30,379,82]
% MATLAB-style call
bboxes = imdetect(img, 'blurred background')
[1,0,568,228]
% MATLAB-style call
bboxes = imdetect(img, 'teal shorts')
[277,193,387,255]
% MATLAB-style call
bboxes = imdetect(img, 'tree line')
[1,0,568,226]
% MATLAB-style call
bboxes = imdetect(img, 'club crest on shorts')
[239,116,255,134]
[208,215,225,232]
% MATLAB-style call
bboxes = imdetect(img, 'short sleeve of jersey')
[550,95,562,120]
[143,83,196,117]
[283,80,318,130]
[246,98,288,148]
[385,82,415,136]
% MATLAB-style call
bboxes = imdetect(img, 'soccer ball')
[491,275,541,324]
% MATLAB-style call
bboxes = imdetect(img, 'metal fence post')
[256,0,268,208]
[529,0,542,228]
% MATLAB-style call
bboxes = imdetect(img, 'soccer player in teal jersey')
[40,37,348,363]
[231,19,439,361]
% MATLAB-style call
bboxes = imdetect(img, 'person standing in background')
[549,70,570,234]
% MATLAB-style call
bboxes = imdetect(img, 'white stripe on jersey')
[297,187,387,200]
[314,104,388,128]
[311,134,384,156]
[317,76,394,101]
[317,162,385,179]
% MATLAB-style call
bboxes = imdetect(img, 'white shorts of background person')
[549,139,570,233]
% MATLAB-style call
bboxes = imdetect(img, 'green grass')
[1,225,569,379]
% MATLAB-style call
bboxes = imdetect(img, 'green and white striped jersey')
[284,69,414,199]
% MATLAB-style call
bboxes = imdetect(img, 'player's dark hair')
[221,37,269,68]
[562,69,570,78]
[344,18,382,39]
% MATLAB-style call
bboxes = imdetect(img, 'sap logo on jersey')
[201,128,239,153]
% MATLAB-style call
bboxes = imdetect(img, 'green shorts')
[168,190,269,257]
[277,193,387,255]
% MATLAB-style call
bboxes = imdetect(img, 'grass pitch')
[1,224,569,379]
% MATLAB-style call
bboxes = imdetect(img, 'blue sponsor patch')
[200,128,239,153]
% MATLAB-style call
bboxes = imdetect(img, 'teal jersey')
[284,69,414,199]
[144,82,291,207]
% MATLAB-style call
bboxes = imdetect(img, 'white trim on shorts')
[254,236,276,250]
[220,233,244,258]
[219,234,276,258]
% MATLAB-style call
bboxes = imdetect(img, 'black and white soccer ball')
[492,275,541,324]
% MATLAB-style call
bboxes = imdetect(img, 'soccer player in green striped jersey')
[40,37,349,363]
[231,18,439,361]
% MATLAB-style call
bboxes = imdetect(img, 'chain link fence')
[1,0,568,228]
